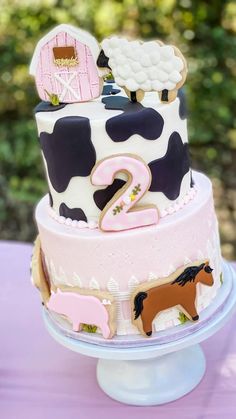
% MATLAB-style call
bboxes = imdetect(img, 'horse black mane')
[133,292,147,320]
[172,263,205,287]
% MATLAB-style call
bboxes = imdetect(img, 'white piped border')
[47,185,197,229]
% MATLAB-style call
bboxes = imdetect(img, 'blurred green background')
[0,0,235,259]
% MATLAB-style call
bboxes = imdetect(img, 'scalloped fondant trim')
[47,185,197,229]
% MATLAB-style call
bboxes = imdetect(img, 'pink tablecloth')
[1,241,236,419]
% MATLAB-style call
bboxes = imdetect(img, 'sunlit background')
[0,0,235,259]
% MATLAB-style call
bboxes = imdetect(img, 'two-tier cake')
[30,24,222,340]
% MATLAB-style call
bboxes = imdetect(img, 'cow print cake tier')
[35,87,191,225]
[31,25,223,339]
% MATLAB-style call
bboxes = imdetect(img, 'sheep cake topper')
[30,24,107,104]
[97,36,187,103]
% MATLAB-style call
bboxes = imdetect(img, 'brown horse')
[133,262,214,337]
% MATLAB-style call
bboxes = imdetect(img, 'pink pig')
[47,289,111,338]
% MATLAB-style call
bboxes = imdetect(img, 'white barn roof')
[29,24,100,76]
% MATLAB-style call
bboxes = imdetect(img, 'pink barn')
[30,24,104,103]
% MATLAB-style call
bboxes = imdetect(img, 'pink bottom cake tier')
[34,171,222,337]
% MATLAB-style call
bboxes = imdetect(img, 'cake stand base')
[97,344,205,405]
[43,262,236,406]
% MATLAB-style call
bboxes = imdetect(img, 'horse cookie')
[131,260,214,337]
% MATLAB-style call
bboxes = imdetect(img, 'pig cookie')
[48,285,116,339]
[31,235,51,304]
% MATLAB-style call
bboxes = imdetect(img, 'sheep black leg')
[161,89,169,102]
[130,91,137,102]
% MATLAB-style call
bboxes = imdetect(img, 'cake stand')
[43,262,236,406]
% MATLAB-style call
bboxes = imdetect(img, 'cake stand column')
[97,344,205,405]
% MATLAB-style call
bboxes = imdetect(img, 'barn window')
[53,46,78,67]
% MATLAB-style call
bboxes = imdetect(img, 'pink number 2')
[91,154,159,232]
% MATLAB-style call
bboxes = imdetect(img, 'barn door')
[54,71,81,102]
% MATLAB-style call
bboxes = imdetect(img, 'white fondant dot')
[161,45,174,60]
[77,220,87,228]
[135,71,147,84]
[151,80,163,91]
[58,216,66,224]
[148,66,158,80]
[143,41,158,53]
[141,80,151,91]
[155,69,168,82]
[169,70,182,83]
[125,78,139,92]
[175,56,184,71]
[165,81,176,90]
[130,61,142,73]
[164,61,174,74]
[140,54,152,67]
[150,50,161,65]
[88,220,97,229]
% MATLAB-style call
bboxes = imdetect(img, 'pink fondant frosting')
[35,172,222,335]
[36,172,220,290]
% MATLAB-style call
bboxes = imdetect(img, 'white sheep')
[97,37,187,103]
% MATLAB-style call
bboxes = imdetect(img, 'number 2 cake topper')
[97,37,187,103]
[91,154,159,232]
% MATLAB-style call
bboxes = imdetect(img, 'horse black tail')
[133,292,147,320]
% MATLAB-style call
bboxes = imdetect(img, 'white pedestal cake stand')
[43,262,236,406]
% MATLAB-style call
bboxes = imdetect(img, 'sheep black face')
[97,49,111,70]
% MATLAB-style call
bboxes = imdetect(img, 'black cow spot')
[40,116,96,193]
[102,96,164,142]
[34,101,67,114]
[49,192,53,207]
[59,203,87,222]
[177,89,187,120]
[102,95,130,111]
[93,178,126,210]
[102,85,121,96]
[148,132,190,200]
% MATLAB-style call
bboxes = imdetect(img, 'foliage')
[0,0,235,257]
[178,312,189,324]
[82,324,98,333]
[220,272,224,285]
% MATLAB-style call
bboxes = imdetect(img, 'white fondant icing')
[36,86,190,224]
[101,38,185,93]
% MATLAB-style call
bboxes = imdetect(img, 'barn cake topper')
[30,25,187,105]
[97,36,187,103]
[30,24,108,104]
